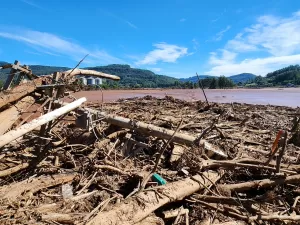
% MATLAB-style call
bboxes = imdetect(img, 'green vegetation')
[245,65,300,87]
[180,73,256,84]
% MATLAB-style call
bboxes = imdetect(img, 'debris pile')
[1,61,300,224]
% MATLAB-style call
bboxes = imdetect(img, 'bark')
[86,171,220,225]
[0,98,86,148]
[0,96,35,135]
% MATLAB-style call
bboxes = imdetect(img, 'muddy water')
[73,88,300,107]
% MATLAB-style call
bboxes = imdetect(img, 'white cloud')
[209,50,237,66]
[136,43,188,65]
[207,54,300,76]
[226,12,300,55]
[0,27,124,65]
[214,25,231,41]
[180,18,186,22]
[207,11,300,76]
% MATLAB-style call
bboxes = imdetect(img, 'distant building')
[79,77,87,85]
[95,78,102,85]
[78,75,102,86]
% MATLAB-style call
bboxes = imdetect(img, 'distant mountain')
[30,65,70,75]
[179,73,256,84]
[0,61,9,66]
[229,73,256,83]
[179,75,215,82]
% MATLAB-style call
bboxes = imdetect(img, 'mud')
[73,88,300,107]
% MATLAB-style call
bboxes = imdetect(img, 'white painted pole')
[0,97,87,148]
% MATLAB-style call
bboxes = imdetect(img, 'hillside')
[179,73,256,84]
[179,75,215,82]
[85,64,179,88]
[229,73,256,83]
[266,65,300,85]
[30,65,70,75]
[245,65,300,87]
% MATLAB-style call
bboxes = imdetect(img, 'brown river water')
[73,88,300,108]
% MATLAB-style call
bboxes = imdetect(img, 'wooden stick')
[219,174,300,193]
[276,131,288,173]
[0,98,86,148]
[0,163,29,177]
[94,165,128,175]
[196,72,209,105]
[201,159,296,174]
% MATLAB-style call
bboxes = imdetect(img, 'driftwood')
[0,81,41,109]
[0,162,29,177]
[219,173,300,193]
[0,96,35,135]
[62,68,120,80]
[0,173,76,202]
[0,97,86,148]
[41,213,86,224]
[87,171,220,225]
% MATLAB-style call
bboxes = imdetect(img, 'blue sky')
[1,0,300,78]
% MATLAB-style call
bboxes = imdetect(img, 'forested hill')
[266,65,300,85]
[245,65,300,87]
[85,64,178,88]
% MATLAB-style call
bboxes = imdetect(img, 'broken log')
[0,173,76,202]
[0,96,35,135]
[0,97,86,148]
[86,171,220,225]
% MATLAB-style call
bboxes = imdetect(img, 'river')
[73,88,300,107]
